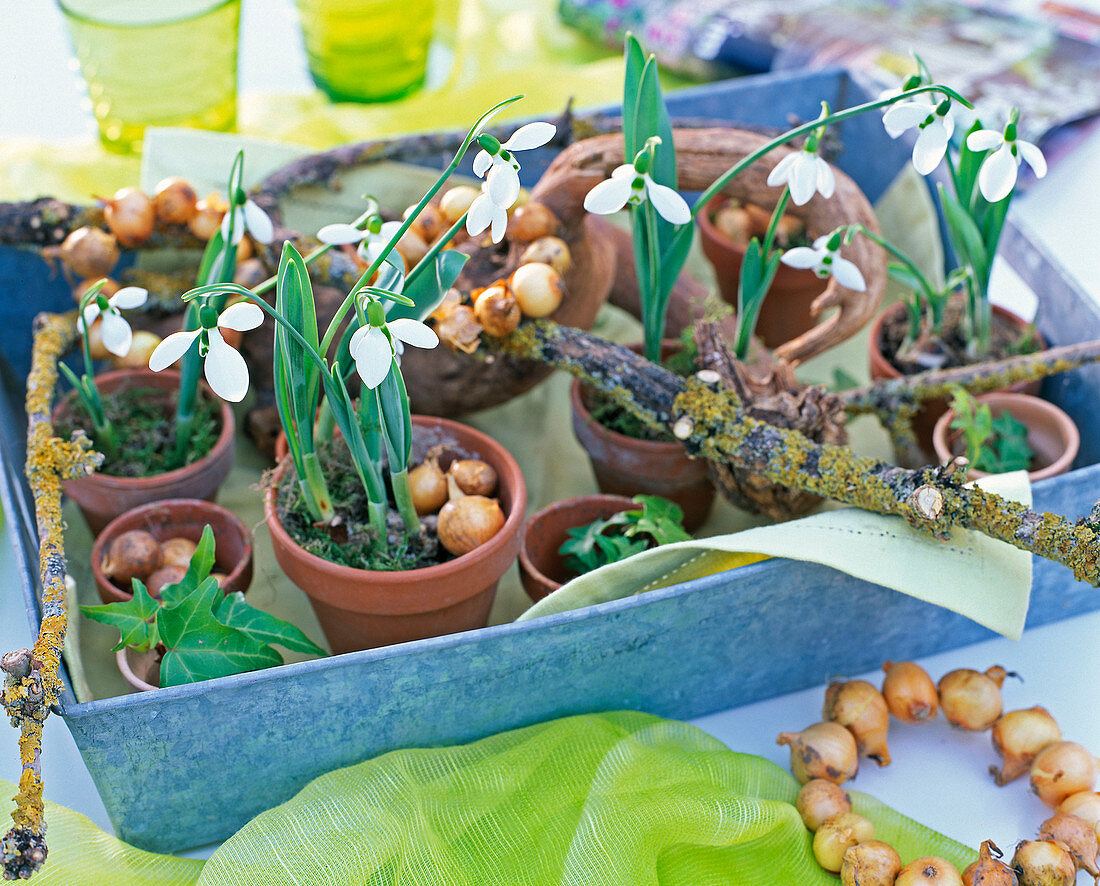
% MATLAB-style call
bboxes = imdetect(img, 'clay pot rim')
[264,416,527,590]
[931,391,1080,483]
[53,367,235,492]
[518,494,637,596]
[116,647,158,693]
[91,497,254,603]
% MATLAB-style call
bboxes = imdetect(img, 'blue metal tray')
[2,69,1099,853]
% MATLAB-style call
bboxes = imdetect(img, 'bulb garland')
[781,661,1100,885]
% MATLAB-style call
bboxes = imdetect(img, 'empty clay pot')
[91,497,254,604]
[932,392,1079,483]
[53,368,235,535]
[518,494,636,603]
[265,416,527,655]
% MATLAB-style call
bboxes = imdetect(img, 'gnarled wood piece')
[532,128,887,366]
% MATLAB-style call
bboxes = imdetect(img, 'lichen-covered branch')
[2,312,101,880]
[500,321,1100,586]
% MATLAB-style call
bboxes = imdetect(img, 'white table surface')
[2,0,1099,872]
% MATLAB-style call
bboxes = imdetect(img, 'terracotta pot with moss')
[868,299,1044,457]
[569,341,715,532]
[52,368,235,535]
[265,416,526,655]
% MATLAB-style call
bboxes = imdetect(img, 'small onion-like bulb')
[990,706,1061,785]
[1011,840,1076,886]
[188,192,228,241]
[777,721,858,785]
[882,660,939,724]
[109,330,161,370]
[1031,742,1099,808]
[153,177,198,225]
[506,202,559,243]
[439,186,480,223]
[473,285,521,337]
[437,495,505,556]
[962,840,1015,886]
[101,530,162,585]
[841,840,901,886]
[812,812,873,872]
[103,186,156,246]
[938,666,1006,731]
[59,226,120,279]
[84,318,110,361]
[823,679,891,766]
[448,459,497,498]
[403,203,446,244]
[520,236,572,274]
[159,537,198,569]
[509,262,564,318]
[796,778,851,831]
[1037,812,1099,877]
[896,856,964,886]
[1059,792,1100,842]
[146,565,188,596]
[713,203,752,245]
[408,458,448,516]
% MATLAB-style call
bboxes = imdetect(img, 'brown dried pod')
[896,856,965,886]
[519,236,572,274]
[796,778,851,831]
[990,706,1062,785]
[506,202,559,243]
[429,288,462,322]
[1037,813,1099,876]
[882,660,939,724]
[152,176,198,225]
[100,530,161,585]
[1059,792,1100,841]
[59,226,119,279]
[437,495,505,556]
[841,840,902,886]
[823,679,891,766]
[146,565,188,596]
[962,840,1015,886]
[938,667,1006,731]
[1031,742,1099,808]
[777,721,858,785]
[509,262,564,318]
[447,459,497,497]
[159,537,198,569]
[434,304,482,354]
[813,812,873,872]
[103,186,155,246]
[408,458,448,516]
[473,285,520,337]
[1011,840,1076,886]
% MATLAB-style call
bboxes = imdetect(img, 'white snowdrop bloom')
[465,187,509,243]
[78,286,148,357]
[780,236,866,291]
[883,98,956,175]
[350,315,438,390]
[316,220,405,264]
[966,126,1047,203]
[583,162,691,224]
[472,122,556,210]
[221,198,274,245]
[148,301,263,402]
[766,149,836,206]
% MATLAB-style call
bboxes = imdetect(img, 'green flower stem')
[172,300,203,467]
[390,468,420,534]
[315,395,336,444]
[253,243,335,298]
[642,199,663,362]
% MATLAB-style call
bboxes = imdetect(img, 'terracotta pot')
[53,368,235,535]
[264,416,527,654]
[518,494,636,603]
[932,392,1079,483]
[116,647,160,693]
[868,302,1044,457]
[91,498,254,605]
[569,342,715,532]
[696,194,829,349]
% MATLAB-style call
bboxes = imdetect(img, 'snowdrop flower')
[350,305,439,390]
[883,97,956,175]
[78,286,148,357]
[473,122,556,210]
[221,198,274,245]
[966,121,1046,203]
[465,185,509,243]
[148,301,263,402]
[766,148,835,206]
[583,159,691,225]
[317,220,405,264]
[780,235,865,291]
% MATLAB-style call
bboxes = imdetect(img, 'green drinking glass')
[58,0,241,154]
[296,0,436,103]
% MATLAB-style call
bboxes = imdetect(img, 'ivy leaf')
[158,578,281,687]
[80,579,160,652]
[160,524,217,606]
[624,495,692,545]
[216,592,326,657]
[985,412,1033,473]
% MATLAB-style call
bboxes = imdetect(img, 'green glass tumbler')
[296,0,436,103]
[58,0,240,154]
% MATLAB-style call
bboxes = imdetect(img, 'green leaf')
[158,578,281,687]
[390,250,469,323]
[80,579,161,652]
[374,250,405,296]
[622,34,647,160]
[939,184,989,288]
[160,525,216,606]
[375,359,412,469]
[216,592,326,656]
[983,412,1034,473]
[887,263,928,294]
[954,119,986,209]
[196,230,238,288]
